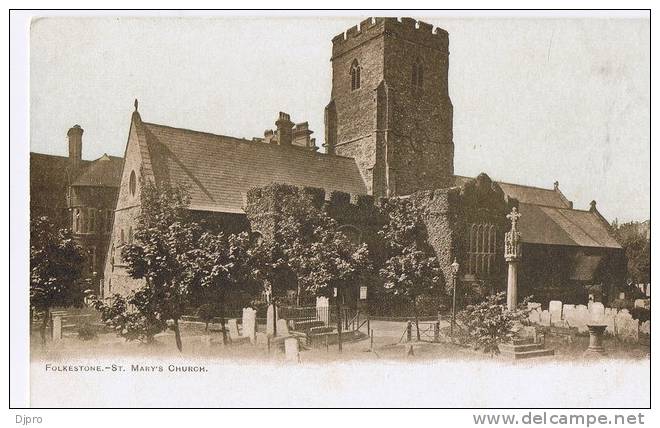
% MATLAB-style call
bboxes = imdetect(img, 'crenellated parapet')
[331,17,449,59]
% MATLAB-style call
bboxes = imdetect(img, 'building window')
[105,209,113,232]
[129,170,137,196]
[350,60,361,91]
[120,229,125,245]
[128,226,133,244]
[110,244,115,271]
[467,223,497,277]
[412,58,424,88]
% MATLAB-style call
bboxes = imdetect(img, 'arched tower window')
[412,58,424,88]
[350,60,361,91]
[128,226,133,244]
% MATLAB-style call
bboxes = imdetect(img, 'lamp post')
[450,259,460,339]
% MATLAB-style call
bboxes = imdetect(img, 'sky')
[29,14,650,223]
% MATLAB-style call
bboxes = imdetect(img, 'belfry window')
[350,60,361,91]
[412,59,424,88]
[467,223,498,277]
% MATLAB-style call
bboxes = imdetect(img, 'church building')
[102,17,623,307]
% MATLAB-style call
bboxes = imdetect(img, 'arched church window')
[466,223,498,277]
[120,229,125,245]
[129,170,137,197]
[74,208,81,233]
[128,226,133,244]
[412,58,424,87]
[350,60,361,91]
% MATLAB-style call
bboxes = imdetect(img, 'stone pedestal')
[506,261,518,311]
[266,304,277,337]
[584,324,607,356]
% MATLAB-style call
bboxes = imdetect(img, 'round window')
[129,170,136,196]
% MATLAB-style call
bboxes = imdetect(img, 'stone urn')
[584,324,608,356]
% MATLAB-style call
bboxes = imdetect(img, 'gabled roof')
[518,203,621,249]
[71,154,123,187]
[139,121,368,214]
[453,174,621,250]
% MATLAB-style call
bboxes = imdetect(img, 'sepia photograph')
[10,9,651,410]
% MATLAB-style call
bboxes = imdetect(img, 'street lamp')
[450,259,460,339]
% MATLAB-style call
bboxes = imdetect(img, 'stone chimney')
[293,122,314,149]
[67,124,83,171]
[275,112,294,146]
[264,129,276,144]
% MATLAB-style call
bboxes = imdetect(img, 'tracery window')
[467,223,498,276]
[350,60,361,91]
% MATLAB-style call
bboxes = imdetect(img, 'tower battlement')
[331,17,448,59]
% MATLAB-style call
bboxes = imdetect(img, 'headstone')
[242,308,257,344]
[316,296,329,325]
[528,308,541,324]
[540,310,551,326]
[573,305,590,333]
[589,302,605,322]
[277,318,290,336]
[549,300,563,325]
[228,319,241,338]
[640,320,651,335]
[604,308,616,335]
[284,338,300,362]
[201,335,215,347]
[634,299,650,309]
[266,304,277,336]
[52,315,62,342]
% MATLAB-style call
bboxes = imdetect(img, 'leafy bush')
[631,306,650,323]
[611,298,633,311]
[456,292,530,356]
[77,322,97,341]
[92,291,167,344]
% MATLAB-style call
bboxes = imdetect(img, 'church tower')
[325,17,454,197]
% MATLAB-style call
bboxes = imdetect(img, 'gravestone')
[540,310,551,326]
[285,337,300,362]
[277,318,290,336]
[574,305,590,333]
[589,302,605,322]
[634,299,650,309]
[604,308,616,335]
[266,304,277,336]
[228,319,241,338]
[549,300,563,325]
[528,308,541,324]
[242,308,257,344]
[201,335,215,347]
[316,296,329,325]
[52,315,62,342]
[640,320,651,335]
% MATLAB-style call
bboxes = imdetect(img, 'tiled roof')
[140,122,368,214]
[71,154,123,187]
[453,175,620,250]
[518,203,621,249]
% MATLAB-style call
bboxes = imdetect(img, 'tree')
[113,180,199,351]
[611,220,651,294]
[378,198,442,340]
[186,232,252,344]
[30,216,85,344]
[292,222,371,351]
